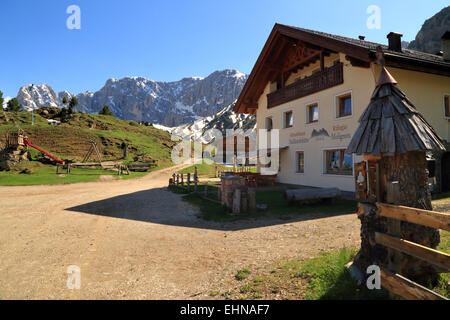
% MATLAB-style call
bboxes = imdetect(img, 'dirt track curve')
[0,165,360,299]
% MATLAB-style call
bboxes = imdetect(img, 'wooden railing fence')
[374,202,450,300]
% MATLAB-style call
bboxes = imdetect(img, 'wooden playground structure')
[58,140,130,175]
[3,129,157,176]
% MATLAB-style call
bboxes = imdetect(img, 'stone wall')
[220,175,247,212]
[0,146,29,171]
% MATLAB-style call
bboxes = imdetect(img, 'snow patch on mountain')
[170,101,256,143]
[2,96,11,110]
[16,84,58,111]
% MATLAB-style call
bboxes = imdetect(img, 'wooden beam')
[320,50,325,71]
[270,36,288,64]
[376,202,450,231]
[282,54,321,73]
[277,25,371,62]
[383,54,450,77]
[380,268,448,300]
[346,55,371,68]
[375,232,450,271]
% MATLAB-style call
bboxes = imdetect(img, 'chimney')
[387,32,403,52]
[359,35,365,41]
[441,31,450,61]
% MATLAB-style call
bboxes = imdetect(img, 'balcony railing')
[267,62,344,109]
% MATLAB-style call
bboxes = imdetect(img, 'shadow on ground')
[65,187,356,231]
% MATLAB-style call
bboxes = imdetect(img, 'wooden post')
[385,180,402,299]
[241,191,248,213]
[194,166,198,183]
[123,143,128,159]
[172,173,176,185]
[248,188,256,211]
[232,189,241,214]
[187,173,191,191]
[379,152,440,283]
[66,163,71,174]
[181,173,184,186]
[215,165,218,178]
[176,174,180,185]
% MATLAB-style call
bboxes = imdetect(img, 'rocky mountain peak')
[15,69,248,126]
[408,6,450,54]
[17,84,58,111]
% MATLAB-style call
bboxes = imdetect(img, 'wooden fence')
[169,171,222,204]
[374,202,450,300]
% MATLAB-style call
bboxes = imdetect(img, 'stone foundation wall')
[220,175,247,212]
[0,146,29,171]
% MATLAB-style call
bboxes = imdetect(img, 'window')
[284,111,293,128]
[296,151,304,173]
[445,95,450,118]
[325,149,353,175]
[307,103,319,123]
[265,117,273,131]
[337,93,352,118]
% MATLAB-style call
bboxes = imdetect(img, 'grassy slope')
[0,109,175,185]
[0,110,175,165]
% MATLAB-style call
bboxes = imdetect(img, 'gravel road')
[0,165,360,299]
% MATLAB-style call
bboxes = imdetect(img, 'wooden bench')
[128,162,157,172]
[285,187,341,204]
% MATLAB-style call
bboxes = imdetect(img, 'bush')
[99,105,114,116]
[235,269,251,281]
[6,98,22,112]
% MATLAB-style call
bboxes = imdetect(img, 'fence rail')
[377,202,450,231]
[374,232,450,272]
[380,268,447,300]
[374,202,450,300]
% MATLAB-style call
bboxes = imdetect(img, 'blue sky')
[0,0,448,98]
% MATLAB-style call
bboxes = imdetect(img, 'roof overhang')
[235,23,450,115]
[234,24,371,115]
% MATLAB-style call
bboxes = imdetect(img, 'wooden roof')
[235,24,450,114]
[346,67,446,156]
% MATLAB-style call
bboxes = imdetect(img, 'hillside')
[408,6,450,54]
[15,69,248,127]
[0,108,176,167]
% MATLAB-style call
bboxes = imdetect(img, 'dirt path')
[0,166,360,299]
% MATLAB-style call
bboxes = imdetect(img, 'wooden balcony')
[267,62,344,109]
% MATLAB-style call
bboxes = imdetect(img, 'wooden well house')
[346,62,449,296]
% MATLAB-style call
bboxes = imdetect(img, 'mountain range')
[14,69,248,127]
[155,102,256,143]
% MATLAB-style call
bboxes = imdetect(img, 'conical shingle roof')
[346,68,446,155]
